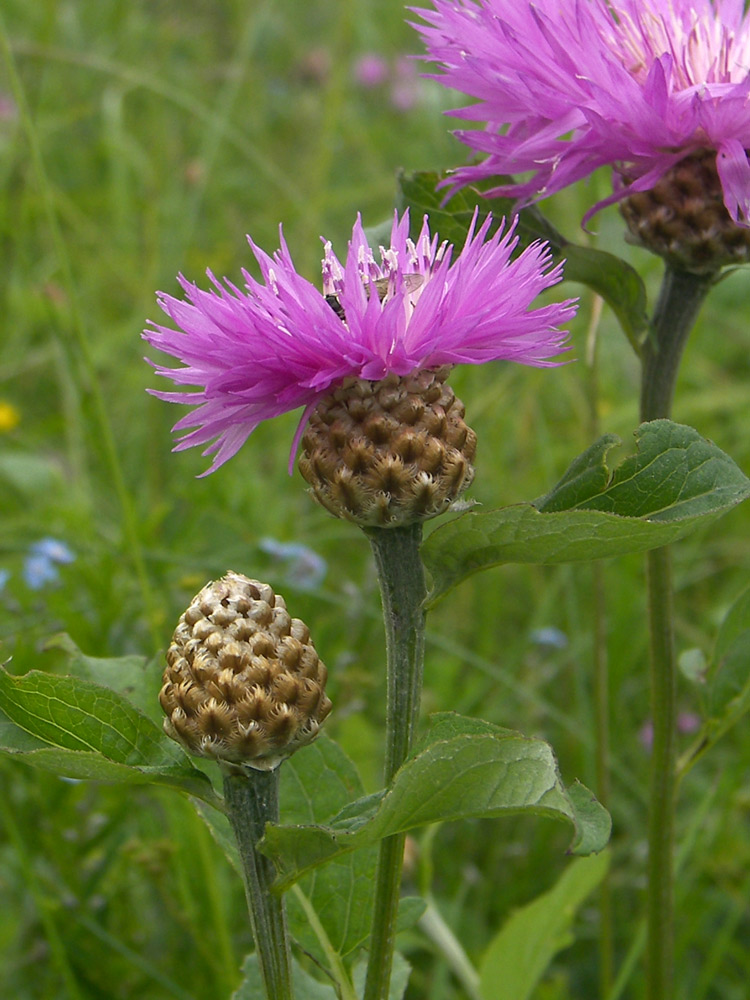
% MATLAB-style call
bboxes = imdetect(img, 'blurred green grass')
[2,1,750,998]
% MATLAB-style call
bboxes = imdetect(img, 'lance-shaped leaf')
[478,852,610,1000]
[0,668,221,807]
[261,714,610,891]
[397,169,647,346]
[424,421,750,604]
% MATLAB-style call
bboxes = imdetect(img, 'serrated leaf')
[261,714,609,891]
[478,853,610,1000]
[0,668,221,806]
[424,421,750,603]
[396,169,647,344]
[231,953,337,1000]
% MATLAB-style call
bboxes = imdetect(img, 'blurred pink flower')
[640,710,701,749]
[353,53,389,88]
[391,56,421,111]
[412,0,750,225]
[143,210,576,474]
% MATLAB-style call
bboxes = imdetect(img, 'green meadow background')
[2,1,750,998]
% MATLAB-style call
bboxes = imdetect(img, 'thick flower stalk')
[161,572,332,1000]
[143,209,575,492]
[414,0,750,270]
[146,215,575,1000]
[415,4,742,998]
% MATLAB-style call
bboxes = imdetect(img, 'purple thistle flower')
[412,0,750,225]
[143,210,576,474]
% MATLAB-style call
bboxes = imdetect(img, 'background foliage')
[2,1,750,998]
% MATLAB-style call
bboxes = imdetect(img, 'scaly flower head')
[143,210,575,480]
[413,0,750,234]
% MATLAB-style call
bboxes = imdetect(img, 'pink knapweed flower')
[143,210,576,474]
[413,0,750,225]
[353,53,389,88]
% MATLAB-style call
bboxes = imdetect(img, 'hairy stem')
[363,524,427,1000]
[640,265,712,1000]
[223,768,293,1000]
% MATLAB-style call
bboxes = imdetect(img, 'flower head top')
[413,0,750,226]
[144,210,575,475]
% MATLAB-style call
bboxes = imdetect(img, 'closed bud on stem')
[298,366,477,527]
[620,151,750,275]
[160,572,331,771]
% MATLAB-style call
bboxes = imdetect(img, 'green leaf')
[231,953,337,1000]
[679,648,708,686]
[708,586,750,717]
[679,586,750,775]
[0,668,221,807]
[194,736,388,968]
[0,451,65,498]
[261,714,610,891]
[44,632,163,723]
[397,896,427,934]
[396,169,647,346]
[424,421,750,603]
[560,244,647,349]
[281,736,381,961]
[397,167,559,250]
[0,707,49,751]
[478,852,610,1000]
[352,952,412,1000]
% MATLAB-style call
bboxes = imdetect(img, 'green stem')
[592,561,614,995]
[363,524,427,1000]
[643,544,677,1000]
[584,294,615,996]
[640,265,712,1000]
[223,768,293,1000]
[640,268,714,423]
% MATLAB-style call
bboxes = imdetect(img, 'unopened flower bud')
[160,572,331,771]
[298,366,477,527]
[619,151,750,275]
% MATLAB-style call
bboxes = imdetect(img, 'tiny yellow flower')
[0,401,20,432]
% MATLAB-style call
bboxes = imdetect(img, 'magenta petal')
[413,0,750,227]
[143,208,576,473]
[717,138,750,221]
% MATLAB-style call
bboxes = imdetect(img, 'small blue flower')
[23,553,60,590]
[529,626,568,650]
[31,537,75,564]
[259,537,327,591]
[23,537,75,590]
